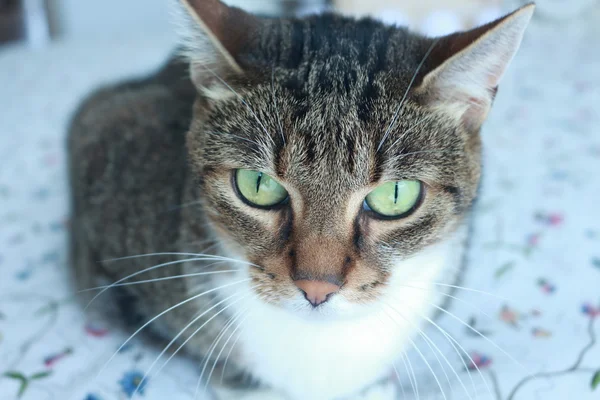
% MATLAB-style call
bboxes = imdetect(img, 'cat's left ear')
[414,4,535,131]
[174,0,262,98]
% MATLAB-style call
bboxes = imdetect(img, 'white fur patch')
[213,224,468,400]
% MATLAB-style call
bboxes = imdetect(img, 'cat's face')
[189,79,480,316]
[178,0,532,317]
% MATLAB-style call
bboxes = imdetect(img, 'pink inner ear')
[463,95,491,131]
[468,96,486,106]
[424,12,513,77]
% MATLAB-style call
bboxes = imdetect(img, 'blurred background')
[4,0,599,47]
[1,1,599,400]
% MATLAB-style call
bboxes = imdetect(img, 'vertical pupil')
[394,182,399,204]
[256,172,263,193]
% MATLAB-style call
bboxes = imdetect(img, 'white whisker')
[206,311,250,387]
[81,270,239,292]
[197,241,221,255]
[84,257,216,310]
[83,256,249,310]
[399,350,419,400]
[384,116,429,152]
[430,303,529,372]
[391,149,451,160]
[405,281,512,302]
[377,39,440,152]
[380,305,447,400]
[374,316,407,400]
[201,305,253,392]
[399,283,497,321]
[102,252,258,266]
[419,313,491,398]
[198,306,248,385]
[218,293,272,384]
[219,317,248,384]
[383,302,472,400]
[393,356,407,400]
[184,236,237,255]
[96,278,251,379]
[131,290,251,398]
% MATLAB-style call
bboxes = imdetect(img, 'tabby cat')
[68,1,534,399]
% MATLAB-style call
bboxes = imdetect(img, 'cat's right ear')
[174,0,261,98]
[412,4,534,132]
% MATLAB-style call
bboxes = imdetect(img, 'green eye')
[235,169,288,208]
[364,180,423,219]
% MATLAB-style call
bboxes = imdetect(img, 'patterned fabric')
[0,16,599,400]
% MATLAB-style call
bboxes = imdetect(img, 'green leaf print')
[592,370,600,391]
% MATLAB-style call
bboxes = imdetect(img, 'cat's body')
[68,2,533,399]
[69,54,468,399]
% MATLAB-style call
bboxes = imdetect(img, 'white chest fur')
[216,225,468,400]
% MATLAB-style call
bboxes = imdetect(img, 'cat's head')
[176,0,533,317]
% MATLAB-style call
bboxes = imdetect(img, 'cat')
[67,0,534,399]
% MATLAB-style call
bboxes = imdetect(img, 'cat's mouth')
[276,285,378,321]
[286,300,341,319]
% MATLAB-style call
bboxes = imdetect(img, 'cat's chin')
[291,307,339,321]
[277,296,379,322]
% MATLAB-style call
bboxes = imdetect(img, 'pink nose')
[295,280,340,307]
